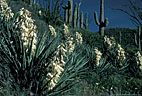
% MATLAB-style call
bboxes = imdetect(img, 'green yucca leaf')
[22,47,26,70]
[119,59,129,71]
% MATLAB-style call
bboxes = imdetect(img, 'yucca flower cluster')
[0,0,14,21]
[63,24,69,35]
[15,8,37,55]
[75,32,83,44]
[63,24,76,53]
[104,36,116,50]
[49,25,56,37]
[66,36,75,53]
[117,44,125,63]
[45,43,66,90]
[135,51,142,71]
[94,47,102,67]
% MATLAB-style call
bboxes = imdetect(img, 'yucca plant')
[90,36,129,74]
[82,36,131,94]
[0,7,88,96]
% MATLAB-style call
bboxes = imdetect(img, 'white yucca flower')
[38,10,41,16]
[104,36,116,50]
[57,43,67,57]
[94,48,102,67]
[63,24,69,35]
[135,51,142,71]
[15,8,37,55]
[75,32,83,44]
[116,44,125,65]
[0,0,14,21]
[66,37,75,53]
[49,25,56,37]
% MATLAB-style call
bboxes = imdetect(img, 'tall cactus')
[62,5,69,23]
[77,0,82,26]
[80,11,83,28]
[68,0,73,24]
[94,0,109,36]
[73,3,78,28]
[134,25,142,51]
[85,13,88,29]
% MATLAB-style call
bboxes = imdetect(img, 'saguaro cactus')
[94,0,109,36]
[62,5,69,23]
[135,25,142,51]
[73,3,78,28]
[68,0,73,24]
[77,0,82,26]
[80,11,83,28]
[85,13,88,29]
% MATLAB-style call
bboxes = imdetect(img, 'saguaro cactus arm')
[104,18,109,27]
[62,5,69,22]
[62,5,68,9]
[94,11,100,26]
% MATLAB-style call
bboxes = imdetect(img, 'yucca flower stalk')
[116,44,125,66]
[43,43,67,90]
[0,0,14,21]
[135,51,142,71]
[75,32,83,44]
[49,25,56,37]
[94,47,102,67]
[14,8,37,55]
[66,36,75,53]
[104,36,116,50]
[63,23,69,35]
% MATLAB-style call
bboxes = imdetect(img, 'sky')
[75,0,138,32]
[38,0,141,32]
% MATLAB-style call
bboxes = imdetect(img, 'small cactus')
[94,0,109,36]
